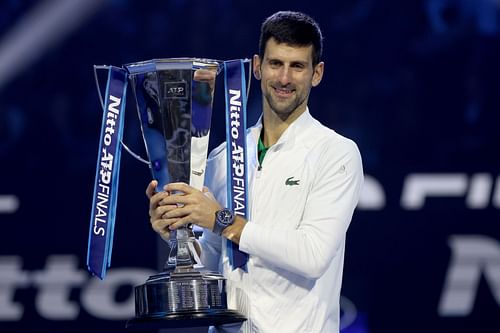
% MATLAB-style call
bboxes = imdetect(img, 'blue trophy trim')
[87,66,128,279]
[223,59,250,271]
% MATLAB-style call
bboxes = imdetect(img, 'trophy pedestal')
[126,269,246,330]
[126,310,246,330]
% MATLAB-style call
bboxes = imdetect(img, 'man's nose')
[277,66,292,85]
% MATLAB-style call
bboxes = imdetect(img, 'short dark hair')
[259,11,323,67]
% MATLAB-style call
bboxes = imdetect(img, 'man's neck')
[261,106,306,147]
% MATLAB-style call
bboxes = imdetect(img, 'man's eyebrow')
[266,57,282,63]
[266,58,308,64]
[290,60,308,66]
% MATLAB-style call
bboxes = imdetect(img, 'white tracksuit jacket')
[200,108,364,333]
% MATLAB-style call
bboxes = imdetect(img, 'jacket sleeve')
[239,139,364,279]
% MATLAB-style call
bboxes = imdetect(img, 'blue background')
[1,0,499,332]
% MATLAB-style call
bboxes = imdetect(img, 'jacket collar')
[249,107,313,151]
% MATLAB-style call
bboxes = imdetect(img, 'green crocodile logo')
[285,176,300,186]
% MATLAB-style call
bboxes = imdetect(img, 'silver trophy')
[116,58,246,329]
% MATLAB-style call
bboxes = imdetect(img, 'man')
[147,11,363,332]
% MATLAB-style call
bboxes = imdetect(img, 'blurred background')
[1,0,499,332]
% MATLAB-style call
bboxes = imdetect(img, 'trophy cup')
[87,58,248,329]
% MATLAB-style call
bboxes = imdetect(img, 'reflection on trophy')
[121,58,246,329]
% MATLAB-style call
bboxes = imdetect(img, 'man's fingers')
[150,204,178,219]
[159,193,194,206]
[151,218,177,233]
[164,182,195,195]
[168,216,192,231]
[193,69,216,82]
[150,191,170,211]
[162,206,191,219]
[154,228,170,241]
[146,180,158,199]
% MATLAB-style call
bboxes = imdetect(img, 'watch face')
[218,209,233,225]
[222,210,231,221]
[214,209,233,235]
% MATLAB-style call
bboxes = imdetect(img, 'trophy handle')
[93,60,251,167]
[244,58,252,103]
[163,228,203,272]
[93,65,150,165]
[164,236,177,271]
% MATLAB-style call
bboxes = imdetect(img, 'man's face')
[254,38,324,119]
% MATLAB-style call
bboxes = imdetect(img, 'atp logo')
[164,81,187,99]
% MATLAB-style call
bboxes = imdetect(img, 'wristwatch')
[213,208,235,236]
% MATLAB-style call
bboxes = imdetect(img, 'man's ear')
[311,61,324,87]
[253,54,261,80]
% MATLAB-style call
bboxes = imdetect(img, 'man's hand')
[146,180,179,242]
[160,182,222,232]
[193,68,217,91]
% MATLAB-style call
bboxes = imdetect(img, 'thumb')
[146,180,158,199]
[203,187,216,201]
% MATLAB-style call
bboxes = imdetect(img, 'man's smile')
[272,86,295,97]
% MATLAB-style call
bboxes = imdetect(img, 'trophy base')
[126,309,246,329]
[129,269,246,329]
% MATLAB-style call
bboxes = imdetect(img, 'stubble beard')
[263,88,306,120]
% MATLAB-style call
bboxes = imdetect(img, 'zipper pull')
[256,165,262,178]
